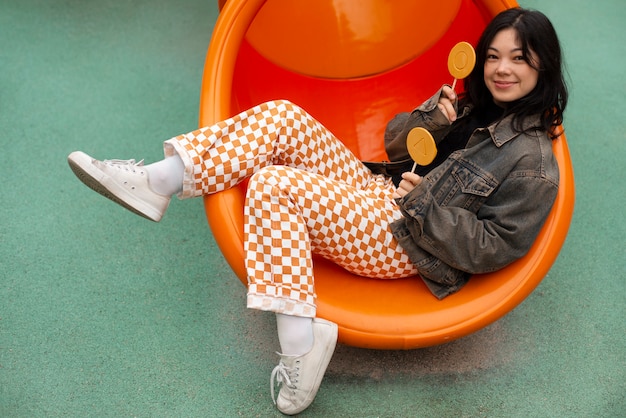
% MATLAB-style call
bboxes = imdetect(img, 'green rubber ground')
[1,0,624,416]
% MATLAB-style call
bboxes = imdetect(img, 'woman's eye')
[513,55,525,61]
[486,54,498,60]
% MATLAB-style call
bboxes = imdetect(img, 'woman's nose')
[496,60,512,74]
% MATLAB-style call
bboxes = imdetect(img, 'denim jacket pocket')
[448,162,498,211]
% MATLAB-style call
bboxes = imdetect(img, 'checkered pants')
[164,100,418,317]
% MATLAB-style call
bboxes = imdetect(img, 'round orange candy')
[407,127,437,166]
[448,41,476,80]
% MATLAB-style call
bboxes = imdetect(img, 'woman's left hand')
[437,86,458,123]
[393,172,423,199]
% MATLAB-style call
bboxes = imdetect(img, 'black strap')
[362,159,414,177]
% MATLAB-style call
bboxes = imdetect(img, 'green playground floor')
[1,0,624,416]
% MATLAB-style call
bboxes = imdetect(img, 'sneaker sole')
[307,319,338,407]
[304,320,337,411]
[68,153,162,222]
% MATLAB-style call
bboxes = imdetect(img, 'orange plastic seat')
[200,0,575,349]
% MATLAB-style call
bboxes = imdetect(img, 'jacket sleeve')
[383,87,458,161]
[395,173,558,274]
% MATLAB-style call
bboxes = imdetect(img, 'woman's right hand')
[437,85,458,123]
[392,172,423,199]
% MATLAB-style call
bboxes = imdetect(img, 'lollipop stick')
[451,78,458,91]
[411,162,417,173]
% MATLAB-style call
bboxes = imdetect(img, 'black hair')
[464,8,568,139]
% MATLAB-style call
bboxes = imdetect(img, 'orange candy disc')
[407,127,437,166]
[448,41,476,80]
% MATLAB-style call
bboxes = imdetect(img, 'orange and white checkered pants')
[164,100,418,317]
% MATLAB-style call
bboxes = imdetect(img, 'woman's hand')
[392,172,423,199]
[437,85,458,123]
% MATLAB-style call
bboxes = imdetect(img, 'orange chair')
[200,0,575,349]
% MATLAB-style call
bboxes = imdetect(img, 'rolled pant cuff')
[163,139,200,200]
[246,293,316,318]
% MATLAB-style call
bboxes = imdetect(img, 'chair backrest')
[208,0,520,161]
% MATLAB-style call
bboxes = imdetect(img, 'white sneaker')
[68,151,170,222]
[270,318,338,415]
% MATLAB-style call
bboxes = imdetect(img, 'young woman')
[68,8,567,415]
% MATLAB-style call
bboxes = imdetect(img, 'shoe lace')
[103,158,145,172]
[270,358,300,404]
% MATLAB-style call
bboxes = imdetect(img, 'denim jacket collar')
[485,112,543,148]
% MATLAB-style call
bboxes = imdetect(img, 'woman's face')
[484,28,539,106]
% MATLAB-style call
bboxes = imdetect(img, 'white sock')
[145,154,184,196]
[276,314,314,356]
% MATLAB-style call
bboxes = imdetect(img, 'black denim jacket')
[385,89,559,299]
